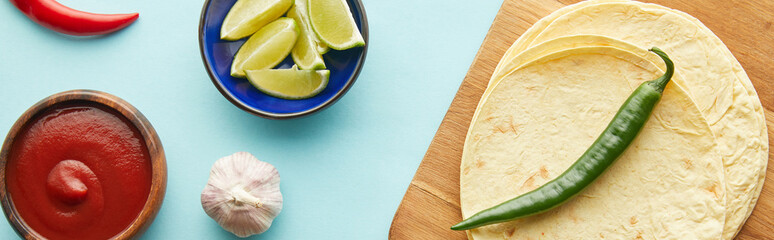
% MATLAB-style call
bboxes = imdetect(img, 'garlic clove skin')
[201,152,283,238]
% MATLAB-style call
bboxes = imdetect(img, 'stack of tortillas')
[459,0,768,239]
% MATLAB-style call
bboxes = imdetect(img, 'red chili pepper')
[9,0,139,36]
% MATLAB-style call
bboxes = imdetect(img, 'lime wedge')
[308,0,365,50]
[287,2,326,70]
[317,42,330,55]
[292,0,329,54]
[231,18,299,78]
[220,0,293,40]
[246,69,329,99]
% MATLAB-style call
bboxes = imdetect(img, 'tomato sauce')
[5,103,152,240]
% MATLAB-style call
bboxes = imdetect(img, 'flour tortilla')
[473,35,678,135]
[491,0,630,78]
[519,3,767,238]
[461,46,725,239]
[624,4,769,234]
[490,35,673,93]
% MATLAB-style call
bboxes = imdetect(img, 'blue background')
[0,0,502,238]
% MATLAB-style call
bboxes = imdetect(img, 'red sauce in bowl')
[5,102,152,240]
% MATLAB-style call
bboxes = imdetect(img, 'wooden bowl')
[0,90,167,239]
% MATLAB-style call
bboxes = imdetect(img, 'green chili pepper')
[451,47,674,231]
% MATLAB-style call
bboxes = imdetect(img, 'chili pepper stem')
[647,47,674,93]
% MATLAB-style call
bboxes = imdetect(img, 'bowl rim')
[197,0,369,119]
[0,89,167,239]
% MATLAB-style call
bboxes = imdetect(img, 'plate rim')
[198,0,369,119]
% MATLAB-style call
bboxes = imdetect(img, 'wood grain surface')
[388,0,774,239]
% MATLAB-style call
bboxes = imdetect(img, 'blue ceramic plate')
[199,0,368,119]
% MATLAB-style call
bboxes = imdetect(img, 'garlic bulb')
[201,152,283,238]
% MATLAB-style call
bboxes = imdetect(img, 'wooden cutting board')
[388,0,774,239]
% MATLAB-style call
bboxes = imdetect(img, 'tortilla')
[629,4,769,234]
[461,46,726,239]
[521,2,767,238]
[490,35,672,92]
[491,0,629,78]
[473,35,679,137]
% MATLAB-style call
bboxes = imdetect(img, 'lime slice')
[246,69,329,99]
[308,0,365,50]
[220,0,293,40]
[287,3,326,70]
[231,18,299,78]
